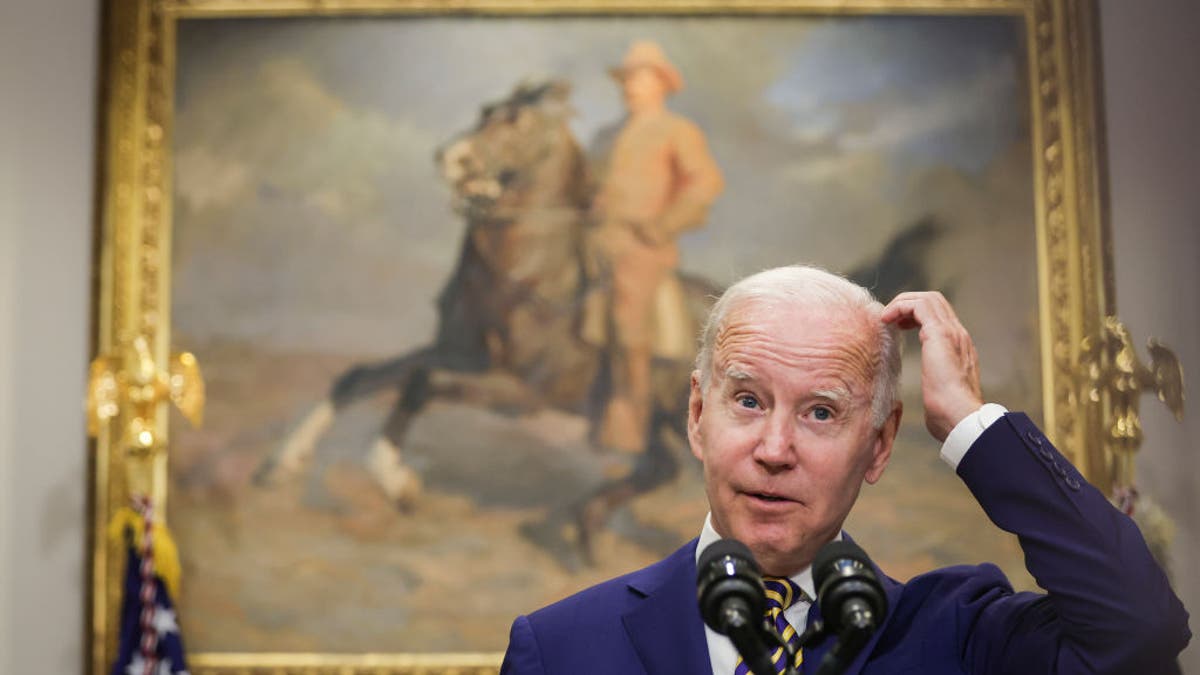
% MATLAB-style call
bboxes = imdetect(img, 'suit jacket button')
[1025,430,1044,447]
[1065,476,1082,491]
[1038,446,1054,461]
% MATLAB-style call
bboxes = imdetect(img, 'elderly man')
[585,40,724,454]
[502,265,1190,674]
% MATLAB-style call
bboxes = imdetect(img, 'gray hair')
[696,265,902,428]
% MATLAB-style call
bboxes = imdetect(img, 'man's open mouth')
[749,492,791,503]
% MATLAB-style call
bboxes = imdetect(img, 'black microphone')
[812,540,888,675]
[696,539,789,675]
[697,538,764,632]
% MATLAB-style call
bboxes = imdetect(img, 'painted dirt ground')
[167,339,1035,653]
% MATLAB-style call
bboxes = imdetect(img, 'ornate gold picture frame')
[89,1,1115,673]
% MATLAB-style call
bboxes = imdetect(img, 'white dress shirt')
[697,404,1008,674]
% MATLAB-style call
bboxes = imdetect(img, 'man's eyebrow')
[723,366,753,382]
[812,387,851,402]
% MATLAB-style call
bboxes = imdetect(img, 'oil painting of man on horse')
[168,16,1041,655]
[258,40,728,572]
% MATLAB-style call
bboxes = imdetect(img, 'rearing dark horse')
[257,80,718,567]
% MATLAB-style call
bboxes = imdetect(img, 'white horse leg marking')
[366,436,423,508]
[275,400,335,476]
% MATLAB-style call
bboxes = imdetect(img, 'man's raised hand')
[881,291,983,442]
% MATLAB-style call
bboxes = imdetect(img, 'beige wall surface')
[0,1,98,674]
[1,37,18,675]
[0,0,1196,673]
[1101,1,1200,673]
[1,1,16,660]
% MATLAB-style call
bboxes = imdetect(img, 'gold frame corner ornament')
[1078,316,1186,493]
[90,1,1125,673]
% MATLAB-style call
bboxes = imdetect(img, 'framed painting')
[88,0,1114,673]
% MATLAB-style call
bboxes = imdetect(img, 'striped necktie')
[733,576,807,674]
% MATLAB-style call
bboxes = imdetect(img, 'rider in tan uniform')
[586,41,724,454]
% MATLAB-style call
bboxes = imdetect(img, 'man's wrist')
[940,403,1008,469]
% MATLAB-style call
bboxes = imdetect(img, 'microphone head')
[697,538,760,575]
[813,540,869,579]
[813,540,888,632]
[696,538,765,635]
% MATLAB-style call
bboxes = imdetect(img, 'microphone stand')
[728,612,832,675]
[729,598,875,675]
[721,599,784,675]
[813,599,876,675]
[814,625,870,675]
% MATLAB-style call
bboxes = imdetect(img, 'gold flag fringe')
[107,506,183,599]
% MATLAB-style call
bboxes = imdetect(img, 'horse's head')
[437,79,578,216]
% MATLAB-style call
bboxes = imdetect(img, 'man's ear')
[687,370,704,461]
[864,402,902,485]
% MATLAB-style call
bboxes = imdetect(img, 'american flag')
[111,497,190,675]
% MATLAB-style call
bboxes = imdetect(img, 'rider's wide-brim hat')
[608,40,684,94]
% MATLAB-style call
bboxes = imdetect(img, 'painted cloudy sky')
[171,14,1038,391]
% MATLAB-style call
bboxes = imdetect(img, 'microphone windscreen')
[696,538,765,635]
[698,538,760,576]
[813,540,870,588]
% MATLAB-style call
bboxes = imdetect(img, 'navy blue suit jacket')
[500,413,1190,674]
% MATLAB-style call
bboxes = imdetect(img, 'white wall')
[1100,1,1200,672]
[0,1,1196,673]
[0,11,17,665]
[0,48,18,675]
[0,1,98,673]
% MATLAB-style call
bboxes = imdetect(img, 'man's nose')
[753,412,797,470]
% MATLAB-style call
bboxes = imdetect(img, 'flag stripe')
[111,496,190,675]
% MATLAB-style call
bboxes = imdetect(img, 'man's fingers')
[881,306,921,331]
[880,291,982,441]
[882,292,958,328]
[883,294,941,330]
[880,296,920,325]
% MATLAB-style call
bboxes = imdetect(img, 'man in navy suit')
[501,265,1190,674]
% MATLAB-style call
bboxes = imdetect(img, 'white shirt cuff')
[939,403,1008,469]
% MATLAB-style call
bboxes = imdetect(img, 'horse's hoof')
[378,464,422,512]
[608,508,681,558]
[251,457,279,486]
[518,517,589,574]
[392,468,423,512]
[366,439,423,511]
[251,456,299,488]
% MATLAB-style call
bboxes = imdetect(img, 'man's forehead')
[710,301,878,387]
[716,298,876,345]
[720,364,854,399]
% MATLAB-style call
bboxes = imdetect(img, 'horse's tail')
[845,216,948,302]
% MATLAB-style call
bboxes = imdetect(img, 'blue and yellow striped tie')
[732,576,807,674]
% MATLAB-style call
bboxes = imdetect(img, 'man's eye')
[736,395,760,410]
[812,406,833,421]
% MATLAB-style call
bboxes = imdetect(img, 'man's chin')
[752,547,810,577]
[739,529,809,572]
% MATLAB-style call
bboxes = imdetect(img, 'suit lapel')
[622,539,713,675]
